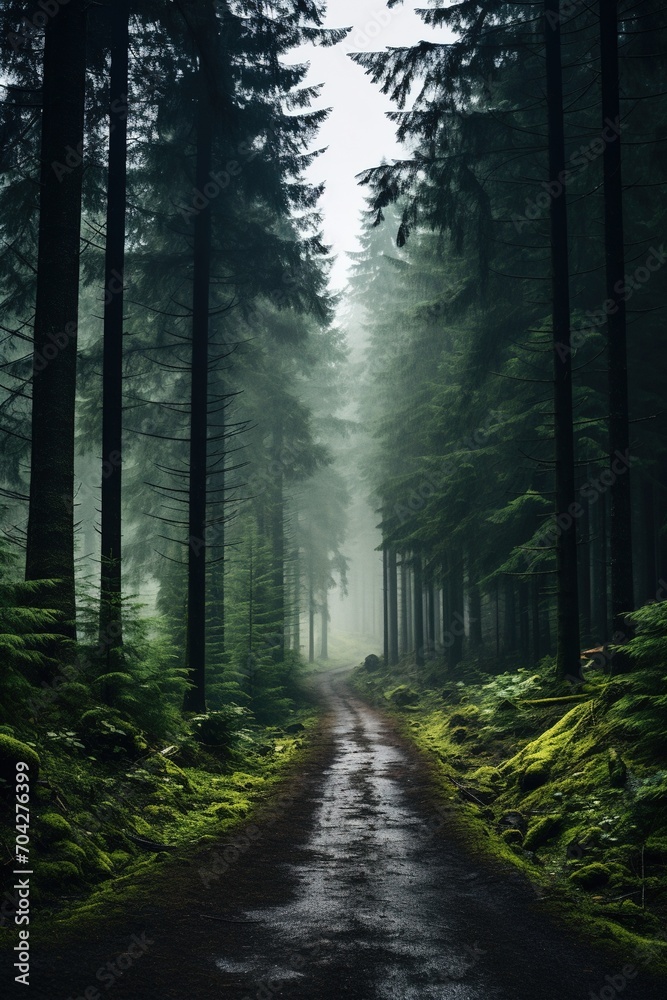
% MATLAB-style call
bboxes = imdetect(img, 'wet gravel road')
[210,675,664,1000]
[12,671,666,1000]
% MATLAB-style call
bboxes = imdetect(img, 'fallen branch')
[125,833,177,852]
[447,776,487,807]
[520,695,592,706]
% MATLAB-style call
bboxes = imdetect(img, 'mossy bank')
[0,700,319,940]
[351,643,667,975]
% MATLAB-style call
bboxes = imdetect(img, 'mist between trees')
[342,0,667,680]
[0,0,665,730]
[0,2,358,884]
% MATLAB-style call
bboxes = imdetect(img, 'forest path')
[21,671,666,999]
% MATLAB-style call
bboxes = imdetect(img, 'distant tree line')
[349,0,667,681]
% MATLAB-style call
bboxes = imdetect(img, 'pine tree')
[99,0,130,667]
[25,0,88,651]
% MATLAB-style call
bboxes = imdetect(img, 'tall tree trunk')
[641,479,657,602]
[449,551,464,670]
[308,543,315,663]
[658,479,667,590]
[382,544,389,664]
[293,537,301,654]
[467,550,483,647]
[184,66,213,713]
[406,564,413,652]
[413,551,424,667]
[321,591,328,660]
[426,579,435,659]
[544,0,580,679]
[271,420,285,662]
[99,0,130,669]
[578,491,592,644]
[387,547,399,664]
[246,538,255,700]
[531,578,541,664]
[26,0,87,649]
[590,478,609,642]
[600,0,634,639]
[503,578,516,653]
[208,557,225,665]
[399,558,408,656]
[519,581,530,662]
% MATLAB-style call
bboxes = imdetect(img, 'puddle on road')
[215,680,498,998]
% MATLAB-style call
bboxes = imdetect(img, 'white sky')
[291,1,453,291]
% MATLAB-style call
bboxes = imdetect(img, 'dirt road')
[9,672,666,999]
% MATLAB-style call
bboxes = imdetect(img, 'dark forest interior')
[1,2,667,997]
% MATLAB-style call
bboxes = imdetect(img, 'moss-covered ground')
[0,694,320,940]
[350,654,667,973]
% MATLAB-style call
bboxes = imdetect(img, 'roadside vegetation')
[0,628,319,933]
[351,600,667,972]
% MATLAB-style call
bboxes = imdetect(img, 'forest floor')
[3,668,667,999]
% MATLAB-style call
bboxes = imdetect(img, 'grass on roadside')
[350,651,667,974]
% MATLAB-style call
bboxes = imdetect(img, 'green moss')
[230,772,266,790]
[448,706,480,726]
[501,828,524,846]
[569,862,618,889]
[593,900,662,934]
[77,707,146,758]
[519,761,551,792]
[36,860,81,886]
[385,685,420,708]
[85,844,114,875]
[0,733,40,784]
[210,801,248,819]
[608,749,627,787]
[644,835,667,864]
[37,812,73,844]
[144,804,179,822]
[523,815,562,852]
[109,850,131,868]
[349,653,667,973]
[54,840,87,868]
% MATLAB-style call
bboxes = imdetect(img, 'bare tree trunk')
[468,549,483,647]
[293,533,301,655]
[503,578,516,653]
[413,551,424,667]
[321,591,328,660]
[449,552,464,669]
[399,558,408,656]
[519,581,530,662]
[382,544,389,664]
[531,578,541,664]
[426,579,435,659]
[271,420,285,663]
[578,490,592,645]
[641,479,656,603]
[590,479,609,642]
[544,0,580,679]
[600,0,634,640]
[26,0,87,650]
[99,0,130,671]
[388,547,399,664]
[308,546,315,663]
[184,64,213,713]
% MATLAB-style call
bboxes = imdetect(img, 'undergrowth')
[0,653,319,935]
[351,604,667,973]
